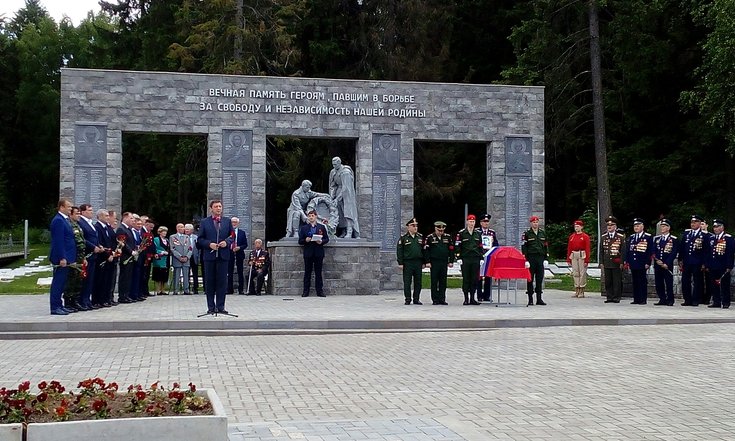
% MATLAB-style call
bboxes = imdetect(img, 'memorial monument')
[59,68,544,294]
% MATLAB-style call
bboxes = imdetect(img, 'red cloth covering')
[486,246,531,281]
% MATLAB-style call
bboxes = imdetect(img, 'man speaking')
[197,200,234,314]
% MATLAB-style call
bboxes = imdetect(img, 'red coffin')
[485,246,531,281]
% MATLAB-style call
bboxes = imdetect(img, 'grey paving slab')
[0,289,734,338]
[1,325,734,440]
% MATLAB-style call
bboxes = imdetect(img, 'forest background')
[0,0,733,258]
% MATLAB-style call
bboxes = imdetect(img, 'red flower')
[188,382,196,392]
[18,381,30,392]
[92,399,107,412]
[38,381,48,390]
[55,406,66,417]
[37,392,48,402]
[150,381,159,391]
[172,382,180,389]
[135,391,147,401]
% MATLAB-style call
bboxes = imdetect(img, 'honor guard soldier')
[477,213,500,302]
[652,218,679,306]
[455,214,483,305]
[601,216,626,303]
[678,214,708,306]
[521,215,549,306]
[422,221,455,305]
[704,219,734,309]
[397,218,425,305]
[625,218,654,304]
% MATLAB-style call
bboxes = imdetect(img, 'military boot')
[536,294,547,305]
[579,287,585,298]
[527,294,534,306]
[463,292,470,306]
[469,293,480,305]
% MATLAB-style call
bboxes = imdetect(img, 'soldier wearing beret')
[678,215,709,306]
[652,218,679,306]
[704,219,734,309]
[455,214,483,305]
[423,221,455,305]
[477,213,500,302]
[521,215,549,306]
[397,218,425,305]
[601,215,626,303]
[625,218,654,304]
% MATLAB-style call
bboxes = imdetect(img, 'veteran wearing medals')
[601,216,626,303]
[422,221,455,305]
[678,214,708,306]
[625,218,654,304]
[455,214,483,305]
[521,215,549,306]
[652,218,679,306]
[397,217,425,305]
[704,219,734,309]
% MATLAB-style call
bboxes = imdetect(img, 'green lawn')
[0,245,51,294]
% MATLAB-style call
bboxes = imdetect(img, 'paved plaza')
[1,289,734,440]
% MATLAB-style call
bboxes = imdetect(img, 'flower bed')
[1,379,227,441]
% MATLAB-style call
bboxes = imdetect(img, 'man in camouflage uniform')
[397,217,425,305]
[423,221,455,305]
[64,206,87,312]
[522,215,549,306]
[455,214,483,305]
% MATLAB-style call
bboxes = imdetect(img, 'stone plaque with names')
[505,136,532,177]
[372,174,401,250]
[74,167,107,210]
[222,170,252,232]
[74,124,107,166]
[222,129,253,169]
[372,134,401,173]
[504,176,532,248]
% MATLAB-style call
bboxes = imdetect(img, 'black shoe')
[654,302,666,306]
[681,302,692,306]
[630,301,639,304]
[218,310,229,314]
[317,293,326,297]
[723,305,730,309]
[102,302,112,307]
[50,308,69,315]
[74,302,90,311]
[91,304,102,309]
[440,302,448,305]
[302,293,309,297]
[432,302,439,305]
[405,300,412,305]
[238,292,245,295]
[119,298,132,304]
[470,300,480,305]
[138,297,146,301]
[184,292,191,295]
[536,299,547,306]
[463,301,469,305]
[206,310,215,314]
[604,300,614,303]
[159,292,169,295]
[414,301,423,305]
[708,304,722,308]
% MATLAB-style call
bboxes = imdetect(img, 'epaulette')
[458,228,467,233]
[684,228,693,232]
[642,232,651,237]
[725,233,732,238]
[670,235,677,239]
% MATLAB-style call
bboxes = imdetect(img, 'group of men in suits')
[48,198,270,316]
[601,214,733,309]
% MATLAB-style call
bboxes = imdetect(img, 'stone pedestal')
[267,239,381,296]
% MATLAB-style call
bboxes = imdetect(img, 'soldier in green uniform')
[64,206,87,312]
[397,217,425,305]
[455,214,483,305]
[423,221,455,305]
[522,215,549,306]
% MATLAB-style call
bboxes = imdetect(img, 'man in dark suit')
[116,212,138,304]
[77,204,104,310]
[93,208,114,308]
[227,216,248,294]
[49,198,77,315]
[247,238,270,295]
[298,209,330,297]
[197,200,234,313]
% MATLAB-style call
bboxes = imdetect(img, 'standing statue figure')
[286,180,317,238]
[328,156,360,238]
